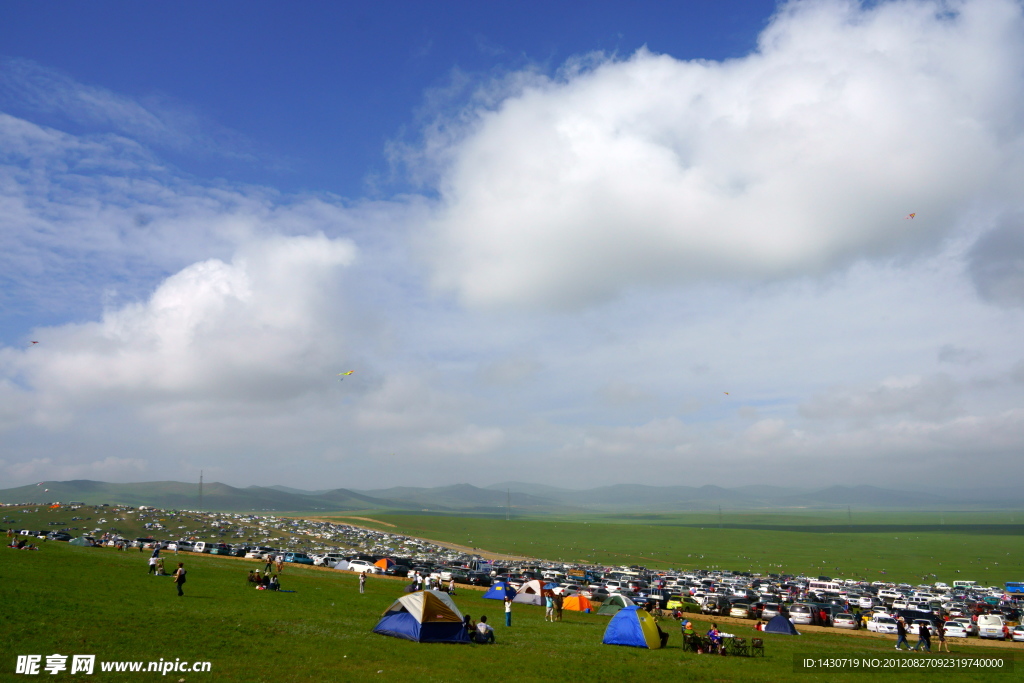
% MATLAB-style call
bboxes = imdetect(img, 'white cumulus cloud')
[424,0,1024,309]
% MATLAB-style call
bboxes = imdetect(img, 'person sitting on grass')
[474,615,495,644]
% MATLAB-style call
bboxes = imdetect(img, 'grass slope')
[2,542,1017,682]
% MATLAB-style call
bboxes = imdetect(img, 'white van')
[977,615,1005,639]
[192,541,209,553]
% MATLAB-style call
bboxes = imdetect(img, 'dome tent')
[372,590,470,643]
[764,614,800,635]
[482,580,516,600]
[602,606,665,649]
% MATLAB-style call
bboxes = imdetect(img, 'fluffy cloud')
[7,233,354,422]
[425,0,1024,309]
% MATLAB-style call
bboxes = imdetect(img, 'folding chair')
[730,637,749,656]
[750,637,765,657]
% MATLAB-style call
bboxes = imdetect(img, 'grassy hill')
[2,541,1017,682]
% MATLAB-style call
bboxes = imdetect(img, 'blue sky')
[2,0,1024,491]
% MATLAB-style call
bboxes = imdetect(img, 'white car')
[347,559,378,574]
[952,618,977,636]
[1012,626,1024,643]
[867,616,898,634]
[833,613,858,629]
[942,622,968,638]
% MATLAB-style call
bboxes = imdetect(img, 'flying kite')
[31,341,39,344]
[905,213,916,219]
[337,370,355,380]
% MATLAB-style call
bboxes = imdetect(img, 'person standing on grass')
[545,593,555,622]
[148,555,158,575]
[265,556,273,574]
[504,596,513,627]
[554,593,564,622]
[173,563,187,597]
[359,571,366,594]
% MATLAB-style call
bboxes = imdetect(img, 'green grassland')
[9,503,1024,587]
[1,541,1018,682]
[346,512,1024,586]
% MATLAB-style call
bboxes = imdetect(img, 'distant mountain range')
[0,479,1020,513]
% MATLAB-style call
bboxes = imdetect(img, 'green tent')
[597,594,636,616]
[69,536,96,546]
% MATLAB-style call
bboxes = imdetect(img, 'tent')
[375,558,395,571]
[483,581,517,601]
[562,595,594,612]
[512,579,550,606]
[68,536,96,547]
[372,590,470,643]
[597,594,635,616]
[333,560,350,571]
[602,606,665,649]
[764,614,800,635]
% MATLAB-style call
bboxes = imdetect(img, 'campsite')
[3,516,1021,682]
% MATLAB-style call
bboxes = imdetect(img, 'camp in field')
[372,590,470,643]
[602,606,665,649]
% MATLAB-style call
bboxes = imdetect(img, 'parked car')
[942,622,969,638]
[1012,626,1024,643]
[283,552,314,565]
[867,615,899,634]
[977,615,1006,639]
[347,559,378,573]
[760,602,781,619]
[789,603,815,625]
[729,603,751,619]
[833,613,858,629]
[952,618,977,636]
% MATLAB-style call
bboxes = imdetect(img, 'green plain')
[2,540,1019,682]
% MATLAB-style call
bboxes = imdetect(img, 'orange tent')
[562,595,594,612]
[375,558,395,571]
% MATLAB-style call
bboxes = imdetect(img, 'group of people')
[894,617,949,652]
[247,569,281,591]
[406,572,459,594]
[544,592,565,622]
[462,614,496,643]
[7,539,39,550]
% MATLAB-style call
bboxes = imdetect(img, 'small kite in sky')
[31,341,39,344]
[905,213,916,219]
[724,392,729,395]
[338,370,355,380]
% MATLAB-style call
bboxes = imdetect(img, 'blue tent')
[602,606,664,649]
[372,590,470,643]
[764,614,800,635]
[483,581,517,601]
